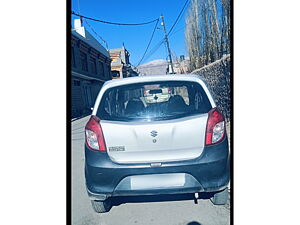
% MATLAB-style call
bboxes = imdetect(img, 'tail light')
[85,116,106,151]
[205,108,226,146]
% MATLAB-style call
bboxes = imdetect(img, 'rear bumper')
[85,137,230,201]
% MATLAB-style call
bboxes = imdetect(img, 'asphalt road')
[71,116,230,225]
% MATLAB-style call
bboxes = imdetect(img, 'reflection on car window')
[98,81,212,121]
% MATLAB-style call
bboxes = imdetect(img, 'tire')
[91,199,112,213]
[210,188,228,205]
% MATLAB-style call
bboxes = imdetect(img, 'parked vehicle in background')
[84,74,230,213]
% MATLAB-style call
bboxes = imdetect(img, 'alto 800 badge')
[108,146,125,152]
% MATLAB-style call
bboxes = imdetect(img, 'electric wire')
[139,0,190,66]
[72,11,159,26]
[138,39,165,65]
[167,0,190,36]
[168,26,185,38]
[72,0,189,67]
[84,20,109,49]
[136,19,160,66]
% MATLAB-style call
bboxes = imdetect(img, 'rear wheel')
[210,188,228,205]
[91,198,112,213]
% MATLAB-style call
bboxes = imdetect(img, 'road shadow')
[110,193,214,207]
[187,222,202,225]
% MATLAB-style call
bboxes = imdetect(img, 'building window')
[90,57,97,74]
[105,65,109,77]
[111,71,120,78]
[99,62,104,76]
[80,51,88,71]
[71,47,76,67]
[83,85,93,108]
[73,80,80,86]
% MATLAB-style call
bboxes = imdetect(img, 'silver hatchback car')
[84,74,230,213]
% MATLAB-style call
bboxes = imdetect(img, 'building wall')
[71,35,111,81]
[71,33,111,118]
[71,78,84,117]
[109,47,133,79]
[137,63,169,75]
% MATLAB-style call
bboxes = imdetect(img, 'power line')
[156,0,189,72]
[138,39,165,65]
[140,1,189,70]
[72,0,189,66]
[167,0,190,36]
[72,11,159,26]
[136,19,159,66]
[84,20,109,50]
[168,26,185,38]
[138,17,186,66]
[136,3,188,67]
[147,40,165,57]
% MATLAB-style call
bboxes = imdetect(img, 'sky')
[71,0,189,66]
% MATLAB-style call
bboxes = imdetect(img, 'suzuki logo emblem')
[150,130,158,137]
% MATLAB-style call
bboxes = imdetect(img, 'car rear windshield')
[97,81,212,121]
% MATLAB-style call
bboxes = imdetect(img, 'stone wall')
[191,54,231,121]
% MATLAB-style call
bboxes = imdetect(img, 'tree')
[185,0,231,71]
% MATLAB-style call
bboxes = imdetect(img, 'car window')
[97,81,212,121]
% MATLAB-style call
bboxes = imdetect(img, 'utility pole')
[160,14,174,74]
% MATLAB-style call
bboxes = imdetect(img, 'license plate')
[130,173,185,190]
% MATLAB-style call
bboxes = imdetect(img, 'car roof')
[102,74,205,88]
